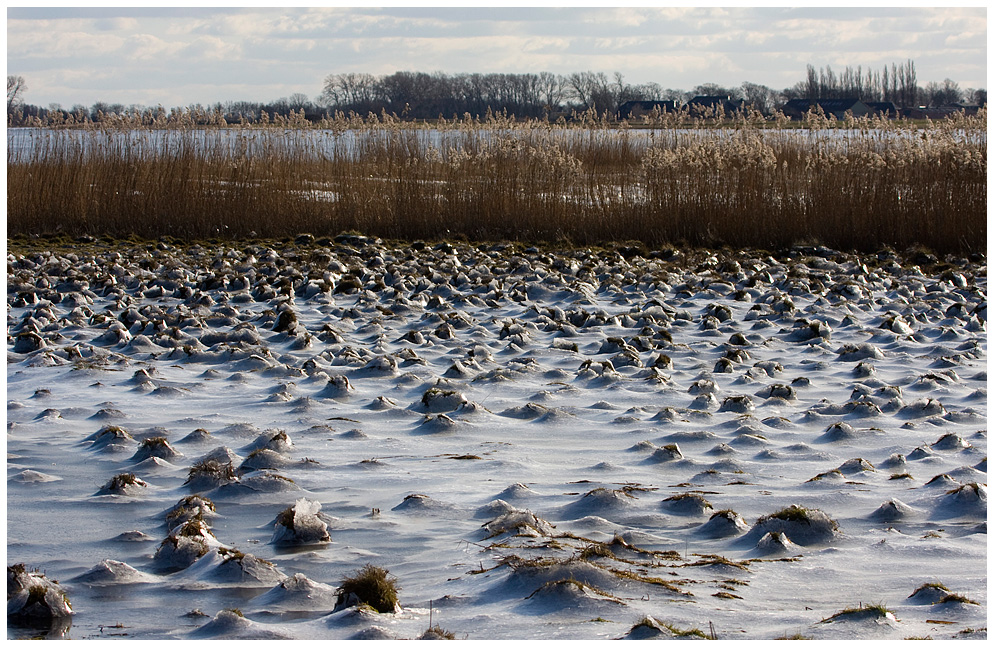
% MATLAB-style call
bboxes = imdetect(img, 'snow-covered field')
[6,237,986,639]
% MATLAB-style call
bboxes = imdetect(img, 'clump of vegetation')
[335,564,400,613]
[821,603,894,623]
[939,593,980,605]
[419,624,456,639]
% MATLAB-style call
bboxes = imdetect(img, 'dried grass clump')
[334,564,400,613]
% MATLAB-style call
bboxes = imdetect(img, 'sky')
[6,5,989,109]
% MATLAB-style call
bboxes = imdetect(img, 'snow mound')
[9,469,61,483]
[754,531,799,555]
[696,509,749,538]
[70,559,157,585]
[521,578,623,613]
[869,498,917,522]
[932,482,986,519]
[742,505,840,546]
[483,510,556,538]
[560,488,637,519]
[190,609,291,639]
[662,493,713,516]
[181,547,286,586]
[271,498,331,545]
[249,573,339,612]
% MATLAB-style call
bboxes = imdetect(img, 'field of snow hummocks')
[6,237,986,639]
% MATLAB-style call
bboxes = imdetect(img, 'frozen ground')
[6,237,987,639]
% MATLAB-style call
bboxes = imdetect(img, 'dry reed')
[6,108,986,253]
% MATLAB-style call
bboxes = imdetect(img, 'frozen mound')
[348,626,399,640]
[165,495,218,531]
[84,425,135,452]
[819,422,858,442]
[317,374,354,399]
[869,498,917,522]
[932,482,987,519]
[243,429,293,455]
[837,343,884,361]
[483,510,556,538]
[272,498,330,545]
[414,413,459,434]
[475,498,519,519]
[719,395,755,414]
[898,398,947,419]
[152,517,223,572]
[249,573,340,612]
[784,319,832,343]
[560,488,637,519]
[178,428,213,444]
[907,582,952,604]
[521,578,623,613]
[96,472,148,496]
[419,387,467,413]
[754,531,799,555]
[112,530,154,542]
[7,564,73,630]
[756,383,797,401]
[494,555,617,600]
[931,432,971,450]
[696,509,749,538]
[190,609,291,639]
[220,472,300,496]
[498,482,537,501]
[184,457,238,492]
[69,559,157,585]
[646,444,684,463]
[9,469,61,483]
[819,604,898,627]
[837,457,875,474]
[181,547,286,586]
[662,492,713,516]
[499,403,551,420]
[239,448,291,472]
[742,505,840,546]
[621,616,707,640]
[130,436,183,462]
[392,493,456,515]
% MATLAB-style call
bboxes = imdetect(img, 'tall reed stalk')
[7,109,986,253]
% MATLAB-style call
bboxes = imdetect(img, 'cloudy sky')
[6,5,988,109]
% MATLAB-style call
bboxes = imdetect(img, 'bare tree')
[7,75,27,111]
[741,81,779,115]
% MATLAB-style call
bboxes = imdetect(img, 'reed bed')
[7,109,986,253]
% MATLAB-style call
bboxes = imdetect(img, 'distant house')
[618,100,677,120]
[864,101,899,118]
[686,95,745,116]
[781,98,871,120]
[903,104,982,120]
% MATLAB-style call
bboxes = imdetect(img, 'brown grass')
[7,108,986,253]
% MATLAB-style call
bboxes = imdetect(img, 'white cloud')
[5,7,986,107]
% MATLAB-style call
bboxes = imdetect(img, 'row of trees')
[8,60,987,125]
[797,61,979,110]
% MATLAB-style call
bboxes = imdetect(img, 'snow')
[6,239,986,640]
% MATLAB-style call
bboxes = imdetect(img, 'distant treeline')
[7,60,987,126]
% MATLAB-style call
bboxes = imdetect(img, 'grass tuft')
[336,564,400,613]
